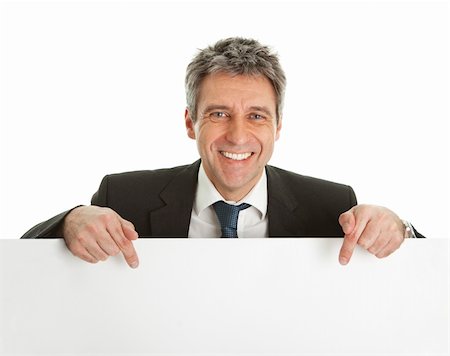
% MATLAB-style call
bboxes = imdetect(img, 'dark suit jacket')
[22,160,357,238]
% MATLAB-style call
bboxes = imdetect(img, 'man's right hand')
[62,206,139,268]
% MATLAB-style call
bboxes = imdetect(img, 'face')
[185,72,282,201]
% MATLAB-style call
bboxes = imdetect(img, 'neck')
[215,172,264,202]
[219,187,252,203]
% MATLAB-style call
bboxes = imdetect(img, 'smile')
[220,151,253,161]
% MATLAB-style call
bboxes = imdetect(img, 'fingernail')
[130,261,139,269]
[339,257,348,265]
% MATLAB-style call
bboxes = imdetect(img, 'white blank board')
[0,238,448,355]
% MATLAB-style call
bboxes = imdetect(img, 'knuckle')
[110,247,121,256]
[76,234,87,245]
[103,241,121,256]
[123,219,135,230]
[69,244,83,257]
[116,236,131,250]
[85,223,99,235]
[98,252,109,261]
[99,213,114,225]
[356,204,370,216]
[127,255,138,263]
[124,247,137,260]
[346,234,358,244]
[387,221,398,233]
[113,225,125,238]
[340,248,351,259]
[356,238,368,249]
[358,240,369,249]
[81,252,98,263]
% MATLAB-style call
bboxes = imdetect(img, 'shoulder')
[105,163,194,181]
[266,165,357,207]
[101,161,200,189]
[266,165,352,191]
[92,161,200,211]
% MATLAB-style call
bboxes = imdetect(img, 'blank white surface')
[0,1,448,239]
[0,238,448,355]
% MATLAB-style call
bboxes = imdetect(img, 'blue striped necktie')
[213,201,251,238]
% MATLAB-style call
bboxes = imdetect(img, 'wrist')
[61,205,85,236]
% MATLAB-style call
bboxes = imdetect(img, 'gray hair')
[185,37,286,123]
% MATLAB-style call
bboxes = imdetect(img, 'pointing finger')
[120,220,139,268]
[339,232,358,265]
[339,211,368,265]
[119,236,139,269]
[107,221,139,269]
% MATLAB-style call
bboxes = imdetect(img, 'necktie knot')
[213,201,251,238]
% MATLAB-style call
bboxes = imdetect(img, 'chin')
[221,176,254,193]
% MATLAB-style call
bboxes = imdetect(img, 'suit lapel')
[266,166,308,237]
[149,160,200,237]
[148,162,308,237]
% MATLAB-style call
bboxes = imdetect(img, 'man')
[22,37,423,268]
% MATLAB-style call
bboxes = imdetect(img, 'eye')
[210,112,229,119]
[249,113,265,121]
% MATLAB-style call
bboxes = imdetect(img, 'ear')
[275,116,282,141]
[185,108,196,140]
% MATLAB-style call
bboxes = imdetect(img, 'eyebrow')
[202,104,274,117]
[248,106,273,117]
[202,104,231,114]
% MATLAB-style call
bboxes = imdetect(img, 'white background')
[0,0,448,238]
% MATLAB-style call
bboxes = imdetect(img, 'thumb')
[339,208,356,235]
[120,218,139,240]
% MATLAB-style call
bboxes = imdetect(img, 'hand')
[62,206,139,268]
[338,204,405,265]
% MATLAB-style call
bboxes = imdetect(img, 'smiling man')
[22,37,423,267]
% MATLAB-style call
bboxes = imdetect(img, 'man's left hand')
[338,204,406,265]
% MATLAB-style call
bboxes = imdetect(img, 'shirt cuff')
[402,220,417,238]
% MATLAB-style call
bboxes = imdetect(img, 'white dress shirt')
[188,164,268,238]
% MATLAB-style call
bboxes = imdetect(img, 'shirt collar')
[194,163,268,219]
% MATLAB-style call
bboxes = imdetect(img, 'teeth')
[221,151,252,161]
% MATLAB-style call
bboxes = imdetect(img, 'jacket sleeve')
[20,175,110,239]
[412,226,426,238]
[90,175,109,206]
[20,206,82,239]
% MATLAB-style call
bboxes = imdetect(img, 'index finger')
[107,223,140,269]
[339,232,358,266]
[119,238,139,269]
[338,217,367,266]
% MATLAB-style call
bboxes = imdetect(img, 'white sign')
[0,239,448,355]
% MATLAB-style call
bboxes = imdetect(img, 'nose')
[225,116,249,145]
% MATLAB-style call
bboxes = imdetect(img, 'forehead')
[197,72,276,110]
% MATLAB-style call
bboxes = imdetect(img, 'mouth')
[220,151,253,161]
